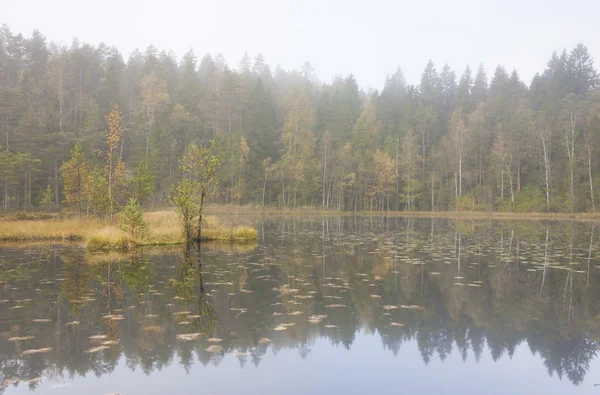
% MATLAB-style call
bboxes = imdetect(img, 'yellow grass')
[0,210,258,251]
[0,218,100,242]
[200,225,258,241]
[86,227,133,252]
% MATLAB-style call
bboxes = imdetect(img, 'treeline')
[1,25,600,213]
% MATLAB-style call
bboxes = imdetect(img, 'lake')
[0,216,599,394]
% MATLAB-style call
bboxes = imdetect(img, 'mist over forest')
[1,25,599,213]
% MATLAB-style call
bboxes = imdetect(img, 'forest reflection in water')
[0,216,599,394]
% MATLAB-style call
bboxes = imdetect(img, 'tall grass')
[0,218,100,241]
[86,227,133,251]
[0,210,258,251]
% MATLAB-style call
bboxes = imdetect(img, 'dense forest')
[1,25,600,213]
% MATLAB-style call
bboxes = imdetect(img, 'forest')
[1,25,600,214]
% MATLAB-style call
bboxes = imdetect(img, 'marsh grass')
[0,210,258,251]
[0,218,98,241]
[86,227,133,252]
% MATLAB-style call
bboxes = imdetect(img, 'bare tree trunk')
[431,172,435,212]
[396,135,399,211]
[322,140,326,209]
[281,170,286,209]
[262,176,267,208]
[588,145,595,212]
[54,160,59,209]
[109,153,113,220]
[566,111,576,213]
[458,153,462,197]
[542,135,550,210]
[194,191,206,241]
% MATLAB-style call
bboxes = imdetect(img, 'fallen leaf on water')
[273,325,287,331]
[326,304,346,308]
[206,345,223,353]
[288,311,303,316]
[176,333,200,341]
[89,335,108,340]
[102,340,119,346]
[27,377,42,385]
[173,311,191,316]
[235,351,251,356]
[8,336,35,342]
[22,348,52,355]
[369,295,382,299]
[208,338,222,342]
[324,325,338,329]
[258,337,271,344]
[390,322,404,327]
[32,319,51,323]
[9,305,24,310]
[85,346,109,353]
[64,321,80,327]
[400,305,425,310]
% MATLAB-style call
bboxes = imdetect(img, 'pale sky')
[2,0,599,90]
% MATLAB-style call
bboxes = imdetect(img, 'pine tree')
[129,160,154,206]
[118,197,148,238]
[40,184,54,212]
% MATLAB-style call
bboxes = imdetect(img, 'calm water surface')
[1,216,600,394]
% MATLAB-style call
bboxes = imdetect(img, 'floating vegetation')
[208,337,223,342]
[273,325,287,331]
[22,348,52,355]
[288,311,303,316]
[173,311,190,316]
[65,321,80,326]
[102,340,119,346]
[89,335,108,340]
[308,314,327,324]
[399,305,425,310]
[206,345,223,353]
[176,333,200,341]
[85,346,109,353]
[324,325,338,329]
[103,314,124,321]
[258,337,271,344]
[31,318,51,323]
[8,336,35,342]
[390,322,405,327]
[326,304,346,308]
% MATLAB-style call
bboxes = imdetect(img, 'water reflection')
[0,217,600,393]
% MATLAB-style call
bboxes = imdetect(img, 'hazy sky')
[2,0,599,90]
